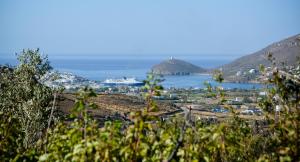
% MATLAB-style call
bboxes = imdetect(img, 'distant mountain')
[219,34,300,82]
[151,57,206,75]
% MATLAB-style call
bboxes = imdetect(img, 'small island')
[151,57,207,75]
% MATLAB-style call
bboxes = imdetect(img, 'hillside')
[220,34,300,82]
[57,93,182,125]
[152,57,206,75]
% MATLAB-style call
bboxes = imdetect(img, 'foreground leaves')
[1,50,300,161]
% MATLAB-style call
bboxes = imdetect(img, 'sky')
[0,0,300,57]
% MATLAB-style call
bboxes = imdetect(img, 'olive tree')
[0,49,53,151]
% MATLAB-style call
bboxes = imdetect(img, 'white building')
[236,71,242,76]
[249,69,256,74]
[259,91,267,96]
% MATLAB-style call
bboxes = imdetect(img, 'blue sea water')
[0,54,263,89]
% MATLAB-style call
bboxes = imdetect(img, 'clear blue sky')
[0,0,299,57]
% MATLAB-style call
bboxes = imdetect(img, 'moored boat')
[102,77,144,86]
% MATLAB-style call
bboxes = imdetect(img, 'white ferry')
[102,77,144,86]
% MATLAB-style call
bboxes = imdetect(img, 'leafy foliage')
[0,49,55,159]
[257,54,300,161]
[143,72,164,112]
[0,50,300,161]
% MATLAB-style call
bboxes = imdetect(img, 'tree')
[0,49,54,151]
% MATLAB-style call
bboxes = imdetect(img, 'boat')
[102,77,145,86]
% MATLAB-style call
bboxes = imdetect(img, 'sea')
[0,54,264,89]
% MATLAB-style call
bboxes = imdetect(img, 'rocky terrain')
[151,57,206,75]
[57,93,182,125]
[219,34,300,82]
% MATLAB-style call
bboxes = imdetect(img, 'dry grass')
[57,93,181,119]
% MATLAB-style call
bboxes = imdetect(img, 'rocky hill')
[220,34,300,82]
[151,58,207,75]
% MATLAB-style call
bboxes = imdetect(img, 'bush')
[0,49,55,158]
[1,50,299,161]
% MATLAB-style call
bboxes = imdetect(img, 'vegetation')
[0,49,57,160]
[0,49,299,161]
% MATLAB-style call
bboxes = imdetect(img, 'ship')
[102,77,145,86]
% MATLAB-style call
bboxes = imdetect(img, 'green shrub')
[0,49,55,158]
[1,50,299,161]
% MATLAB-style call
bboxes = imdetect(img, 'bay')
[0,54,263,89]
